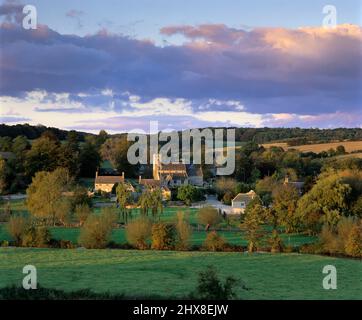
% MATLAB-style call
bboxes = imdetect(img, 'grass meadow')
[0,248,361,299]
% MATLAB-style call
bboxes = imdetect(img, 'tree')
[175,212,192,250]
[240,203,266,252]
[151,222,176,250]
[7,216,29,246]
[268,229,284,253]
[22,225,51,248]
[26,168,72,225]
[75,204,91,226]
[0,159,7,194]
[215,178,237,200]
[55,198,72,226]
[138,189,152,216]
[149,188,163,219]
[116,183,132,222]
[272,184,300,233]
[79,141,101,177]
[193,266,238,300]
[177,185,197,206]
[25,137,60,177]
[125,217,152,249]
[101,137,136,176]
[203,231,226,251]
[78,209,117,249]
[296,171,358,233]
[345,224,362,257]
[197,206,222,231]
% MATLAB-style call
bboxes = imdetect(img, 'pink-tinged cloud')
[0,5,361,128]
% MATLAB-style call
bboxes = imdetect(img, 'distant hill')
[0,123,361,144]
[0,123,92,141]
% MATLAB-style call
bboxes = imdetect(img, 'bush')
[345,224,362,257]
[203,231,226,252]
[175,212,192,250]
[78,210,116,249]
[126,217,152,249]
[198,206,222,231]
[319,217,362,257]
[6,216,29,246]
[151,223,176,250]
[75,204,91,226]
[22,226,51,248]
[1,240,9,247]
[192,266,239,300]
[268,230,284,253]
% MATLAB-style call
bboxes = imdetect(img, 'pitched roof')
[159,162,187,172]
[232,190,256,202]
[95,175,124,184]
[140,179,161,187]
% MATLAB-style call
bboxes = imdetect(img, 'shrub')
[78,210,116,249]
[203,231,226,252]
[1,240,9,247]
[71,186,92,210]
[6,216,29,246]
[75,204,91,226]
[175,212,192,250]
[192,266,239,300]
[198,206,222,231]
[345,224,362,258]
[126,217,152,249]
[55,199,72,226]
[151,222,176,250]
[22,226,51,248]
[268,230,284,253]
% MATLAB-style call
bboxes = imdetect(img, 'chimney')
[139,175,142,184]
[122,172,125,180]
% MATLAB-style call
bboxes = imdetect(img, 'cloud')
[0,17,361,130]
[0,0,23,23]
[66,9,84,29]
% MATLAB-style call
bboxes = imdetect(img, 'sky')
[0,0,361,133]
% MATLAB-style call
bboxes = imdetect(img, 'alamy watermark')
[22,265,37,290]
[127,121,235,176]
[322,5,337,29]
[322,265,337,290]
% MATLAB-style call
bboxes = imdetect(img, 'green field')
[0,248,360,299]
[0,199,317,247]
[0,224,316,248]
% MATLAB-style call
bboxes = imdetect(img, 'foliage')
[193,266,239,300]
[175,212,192,250]
[272,184,300,233]
[21,225,51,248]
[125,217,152,249]
[319,217,362,257]
[26,168,72,225]
[151,222,176,250]
[203,231,226,252]
[240,203,266,252]
[78,209,117,249]
[197,206,222,231]
[177,185,202,205]
[296,170,362,233]
[101,137,137,176]
[74,204,91,226]
[268,230,284,253]
[215,178,238,200]
[6,216,29,245]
